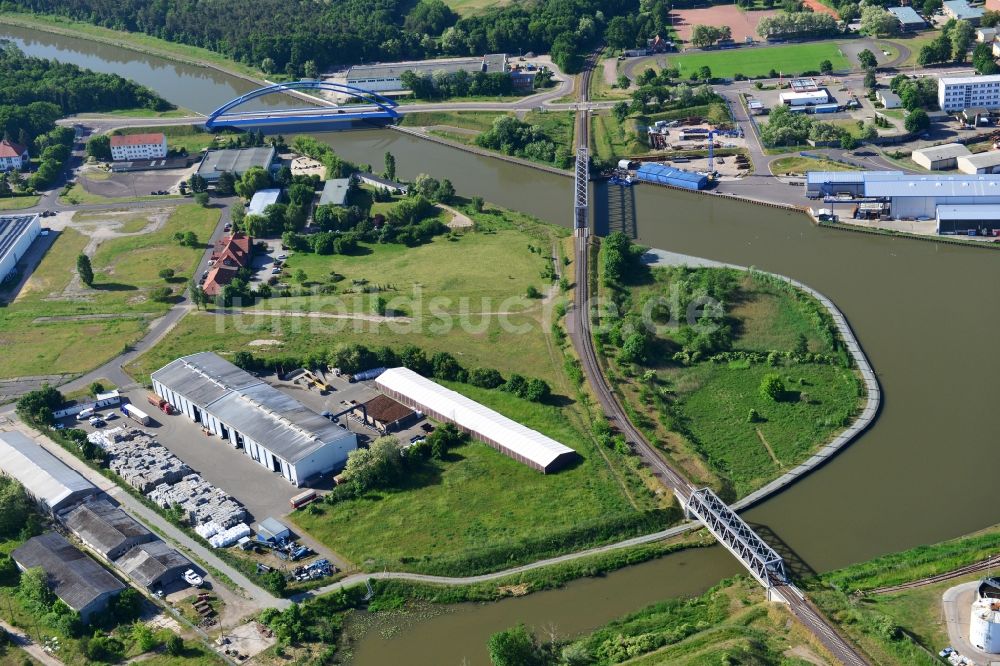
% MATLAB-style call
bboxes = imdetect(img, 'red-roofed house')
[0,140,29,172]
[109,133,167,161]
[204,233,253,296]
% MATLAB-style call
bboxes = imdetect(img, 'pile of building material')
[208,523,252,548]
[100,428,193,493]
[149,474,247,529]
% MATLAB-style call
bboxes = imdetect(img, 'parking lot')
[74,164,194,198]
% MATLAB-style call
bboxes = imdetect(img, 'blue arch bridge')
[204,80,399,131]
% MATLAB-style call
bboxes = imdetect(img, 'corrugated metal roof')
[197,147,275,179]
[247,188,281,216]
[936,204,1000,219]
[258,517,290,541]
[0,432,95,511]
[375,367,575,469]
[888,6,924,23]
[943,0,983,19]
[958,151,1000,167]
[116,541,191,588]
[911,143,971,162]
[865,175,1000,197]
[636,163,707,184]
[12,532,124,613]
[63,498,154,558]
[152,352,356,464]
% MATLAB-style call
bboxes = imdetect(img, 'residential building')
[888,6,927,31]
[943,0,984,23]
[151,352,358,486]
[375,367,577,473]
[0,431,95,515]
[196,147,276,183]
[345,54,507,93]
[352,395,416,433]
[957,151,1000,174]
[63,498,155,561]
[877,90,902,109]
[0,214,40,284]
[938,75,1000,112]
[205,233,253,297]
[318,178,351,207]
[247,188,282,216]
[109,133,167,161]
[115,541,192,589]
[0,139,28,171]
[911,143,971,170]
[356,173,407,194]
[12,532,125,622]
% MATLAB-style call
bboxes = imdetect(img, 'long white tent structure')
[0,432,96,514]
[375,367,577,473]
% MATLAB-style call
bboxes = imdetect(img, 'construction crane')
[707,129,716,172]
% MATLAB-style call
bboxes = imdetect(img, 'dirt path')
[756,427,781,467]
[437,203,473,229]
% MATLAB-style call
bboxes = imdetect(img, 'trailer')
[290,489,317,509]
[122,403,151,426]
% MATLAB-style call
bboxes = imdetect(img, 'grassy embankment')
[770,155,861,176]
[804,522,1000,665]
[440,0,513,15]
[400,110,576,169]
[0,11,265,82]
[669,43,851,79]
[547,576,835,665]
[0,205,218,379]
[0,194,40,210]
[127,203,676,575]
[597,252,864,500]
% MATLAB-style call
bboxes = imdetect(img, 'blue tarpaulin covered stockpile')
[634,163,709,190]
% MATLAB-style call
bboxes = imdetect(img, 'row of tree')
[401,70,515,100]
[756,12,838,40]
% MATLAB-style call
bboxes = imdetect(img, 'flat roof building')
[12,532,125,622]
[152,352,357,486]
[0,432,95,515]
[957,151,1000,174]
[938,74,1000,112]
[318,178,351,207]
[943,0,984,23]
[0,213,40,285]
[888,6,927,30]
[375,367,577,473]
[196,147,276,183]
[115,541,192,589]
[247,188,281,216]
[63,498,155,561]
[346,54,507,93]
[911,143,971,170]
[779,90,829,106]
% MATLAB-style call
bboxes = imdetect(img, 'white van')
[77,407,95,420]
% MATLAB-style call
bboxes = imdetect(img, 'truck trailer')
[122,403,151,426]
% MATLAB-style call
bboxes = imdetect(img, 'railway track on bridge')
[567,50,870,666]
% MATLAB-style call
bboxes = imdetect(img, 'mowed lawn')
[291,383,643,573]
[669,42,851,79]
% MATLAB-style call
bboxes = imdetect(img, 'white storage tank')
[971,578,1000,654]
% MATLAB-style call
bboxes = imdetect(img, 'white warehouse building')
[375,367,577,473]
[938,74,1000,112]
[151,353,357,486]
[0,214,40,285]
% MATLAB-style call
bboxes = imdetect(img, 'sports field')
[669,42,851,79]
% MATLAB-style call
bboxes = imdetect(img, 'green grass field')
[401,111,502,132]
[291,382,658,574]
[591,111,645,161]
[769,155,860,176]
[0,194,40,210]
[440,0,511,15]
[669,43,851,79]
[0,205,218,380]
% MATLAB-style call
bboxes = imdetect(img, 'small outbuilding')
[116,541,193,589]
[353,394,417,433]
[877,90,902,110]
[0,432,96,515]
[256,517,291,543]
[63,498,155,561]
[910,143,971,170]
[247,188,282,216]
[12,532,125,623]
[958,151,1000,174]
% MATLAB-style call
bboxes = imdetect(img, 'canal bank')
[5,25,1000,665]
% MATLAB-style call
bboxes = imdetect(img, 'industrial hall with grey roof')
[151,352,357,486]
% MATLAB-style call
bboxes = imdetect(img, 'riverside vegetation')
[596,232,864,500]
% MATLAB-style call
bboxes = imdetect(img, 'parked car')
[271,267,282,274]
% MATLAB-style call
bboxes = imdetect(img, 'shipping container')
[812,103,839,114]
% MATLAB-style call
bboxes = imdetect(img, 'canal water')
[10,27,1000,664]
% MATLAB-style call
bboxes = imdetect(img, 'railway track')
[865,555,1000,596]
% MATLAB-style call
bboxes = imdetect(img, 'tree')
[0,478,30,539]
[263,570,287,596]
[840,134,859,150]
[383,151,396,181]
[15,385,62,426]
[469,367,504,388]
[612,101,629,124]
[188,279,207,309]
[76,254,94,287]
[951,19,975,62]
[859,5,898,37]
[983,9,1000,28]
[260,57,275,74]
[759,373,785,402]
[215,170,236,196]
[819,59,833,75]
[164,634,184,657]
[698,65,712,81]
[487,624,543,666]
[864,68,877,91]
[471,196,484,213]
[344,436,403,491]
[18,567,53,610]
[616,74,630,90]
[303,60,318,79]
[905,109,930,133]
[193,191,209,207]
[690,24,722,49]
[857,49,878,70]
[85,134,111,161]
[182,231,198,248]
[236,166,272,199]
[131,623,157,653]
[188,174,207,193]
